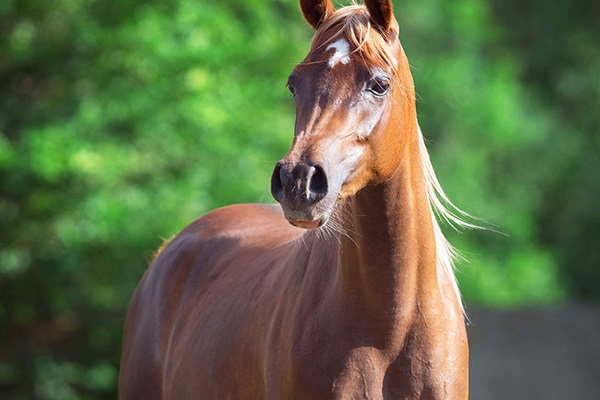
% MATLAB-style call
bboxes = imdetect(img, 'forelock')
[310,5,399,75]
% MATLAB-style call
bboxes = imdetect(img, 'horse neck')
[337,127,439,333]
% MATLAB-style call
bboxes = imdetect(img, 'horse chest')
[265,318,464,400]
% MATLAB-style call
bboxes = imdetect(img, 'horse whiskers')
[310,204,360,249]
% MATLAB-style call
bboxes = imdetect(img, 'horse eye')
[368,78,390,96]
[286,82,296,95]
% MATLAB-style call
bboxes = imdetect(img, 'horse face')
[271,25,404,229]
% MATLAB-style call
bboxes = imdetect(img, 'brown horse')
[119,1,473,398]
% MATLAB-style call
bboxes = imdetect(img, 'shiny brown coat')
[120,1,469,398]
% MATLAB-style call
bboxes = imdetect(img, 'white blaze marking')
[326,39,351,68]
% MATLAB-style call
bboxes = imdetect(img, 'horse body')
[120,1,470,398]
[121,202,466,399]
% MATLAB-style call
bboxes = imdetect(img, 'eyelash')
[368,78,391,96]
[286,81,295,95]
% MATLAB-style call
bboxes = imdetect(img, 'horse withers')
[120,1,472,398]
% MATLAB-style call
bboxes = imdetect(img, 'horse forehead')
[325,38,351,68]
[297,41,362,87]
[305,31,355,65]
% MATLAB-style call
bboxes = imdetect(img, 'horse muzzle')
[271,161,334,229]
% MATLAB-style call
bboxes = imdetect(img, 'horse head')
[271,0,417,229]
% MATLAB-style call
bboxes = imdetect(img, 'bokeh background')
[1,0,598,398]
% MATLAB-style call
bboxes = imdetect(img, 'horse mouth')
[285,205,334,230]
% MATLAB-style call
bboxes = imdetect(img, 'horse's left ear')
[364,0,396,32]
[300,0,336,30]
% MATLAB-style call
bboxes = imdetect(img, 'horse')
[119,1,472,398]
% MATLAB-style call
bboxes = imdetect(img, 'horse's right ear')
[300,0,335,29]
[364,0,396,33]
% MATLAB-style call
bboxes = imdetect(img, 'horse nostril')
[271,163,285,203]
[272,162,328,206]
[307,164,328,202]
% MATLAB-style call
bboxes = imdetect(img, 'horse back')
[119,204,306,399]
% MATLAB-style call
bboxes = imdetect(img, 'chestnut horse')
[120,1,472,398]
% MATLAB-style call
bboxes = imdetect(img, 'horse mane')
[312,4,477,314]
[419,128,480,315]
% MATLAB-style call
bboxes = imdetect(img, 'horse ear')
[364,0,395,32]
[300,0,335,29]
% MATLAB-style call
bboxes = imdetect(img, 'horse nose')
[271,162,328,206]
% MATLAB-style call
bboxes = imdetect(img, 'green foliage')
[1,1,306,398]
[400,0,571,306]
[0,0,598,398]
[487,0,600,301]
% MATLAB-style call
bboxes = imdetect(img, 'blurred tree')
[0,0,598,398]
[400,0,568,306]
[488,0,600,300]
[0,0,307,398]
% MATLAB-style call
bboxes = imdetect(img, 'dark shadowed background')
[1,0,598,398]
